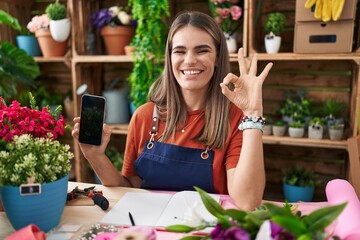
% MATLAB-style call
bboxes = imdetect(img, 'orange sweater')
[122,102,243,194]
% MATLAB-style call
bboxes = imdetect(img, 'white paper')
[100,191,220,227]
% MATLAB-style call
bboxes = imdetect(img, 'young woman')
[72,11,273,210]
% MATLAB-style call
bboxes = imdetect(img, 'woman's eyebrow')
[172,45,212,50]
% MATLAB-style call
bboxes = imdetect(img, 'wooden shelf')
[34,57,66,62]
[73,55,133,63]
[229,53,360,62]
[108,123,348,149]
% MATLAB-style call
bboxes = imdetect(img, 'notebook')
[100,191,220,227]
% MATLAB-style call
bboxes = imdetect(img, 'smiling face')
[171,25,217,95]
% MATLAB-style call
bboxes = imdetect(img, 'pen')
[128,211,136,226]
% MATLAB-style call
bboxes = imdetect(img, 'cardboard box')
[296,0,357,22]
[294,20,354,53]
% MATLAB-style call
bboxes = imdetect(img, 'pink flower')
[27,14,50,33]
[216,8,230,19]
[230,5,242,20]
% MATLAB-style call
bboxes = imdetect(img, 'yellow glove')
[322,0,332,22]
[332,0,345,21]
[305,0,317,8]
[314,0,323,19]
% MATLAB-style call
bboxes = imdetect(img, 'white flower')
[109,6,120,17]
[255,220,274,240]
[118,11,131,25]
[181,201,206,227]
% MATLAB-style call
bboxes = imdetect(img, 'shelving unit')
[64,0,360,200]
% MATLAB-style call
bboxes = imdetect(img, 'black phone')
[79,94,106,145]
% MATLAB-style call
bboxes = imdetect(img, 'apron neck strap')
[150,105,159,135]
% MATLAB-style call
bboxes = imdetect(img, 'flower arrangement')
[0,93,73,186]
[166,187,346,240]
[208,0,243,36]
[90,6,134,30]
[27,14,50,33]
[0,95,66,142]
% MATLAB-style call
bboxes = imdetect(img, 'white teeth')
[183,70,201,75]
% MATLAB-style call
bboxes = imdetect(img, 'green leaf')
[0,10,30,35]
[263,202,293,216]
[224,208,247,222]
[165,225,195,233]
[272,215,307,236]
[303,202,346,232]
[194,186,225,218]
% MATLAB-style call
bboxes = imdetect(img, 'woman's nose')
[184,52,197,64]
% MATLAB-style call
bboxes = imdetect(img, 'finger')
[237,48,247,76]
[249,53,258,76]
[222,73,239,86]
[220,83,235,101]
[258,62,273,83]
[103,124,112,135]
[73,117,80,123]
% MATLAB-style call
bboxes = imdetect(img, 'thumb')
[103,124,112,135]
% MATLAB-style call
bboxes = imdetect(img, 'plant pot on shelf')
[264,33,281,54]
[308,125,324,139]
[288,127,305,138]
[1,174,69,232]
[224,32,237,53]
[272,125,286,136]
[101,26,135,55]
[263,124,272,135]
[35,29,68,57]
[49,18,71,42]
[16,35,41,56]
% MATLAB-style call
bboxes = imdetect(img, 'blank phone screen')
[79,94,106,145]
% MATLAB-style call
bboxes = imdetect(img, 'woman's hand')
[220,48,273,116]
[71,117,112,160]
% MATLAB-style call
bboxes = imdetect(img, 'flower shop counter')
[0,181,339,239]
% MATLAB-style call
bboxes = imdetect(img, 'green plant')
[0,10,31,35]
[264,12,286,36]
[46,0,67,20]
[166,187,345,239]
[282,166,320,187]
[289,120,304,128]
[0,42,40,99]
[105,146,124,171]
[279,96,311,119]
[309,117,325,127]
[329,122,345,130]
[128,0,169,108]
[274,120,285,126]
[322,99,347,118]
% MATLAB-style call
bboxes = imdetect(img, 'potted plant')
[46,0,71,42]
[208,0,243,53]
[0,94,73,232]
[308,117,325,139]
[128,0,170,109]
[272,120,287,136]
[279,96,311,126]
[27,13,68,57]
[264,12,286,53]
[0,10,41,56]
[0,41,40,99]
[288,120,305,138]
[329,122,345,141]
[263,115,273,135]
[322,99,346,132]
[91,5,135,55]
[282,166,319,202]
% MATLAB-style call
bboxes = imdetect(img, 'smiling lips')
[182,70,202,75]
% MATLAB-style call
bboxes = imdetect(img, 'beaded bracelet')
[238,116,265,132]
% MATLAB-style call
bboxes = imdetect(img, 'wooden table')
[0,182,150,239]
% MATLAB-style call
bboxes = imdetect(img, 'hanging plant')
[127,0,169,108]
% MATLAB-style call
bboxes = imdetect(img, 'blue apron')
[134,107,215,193]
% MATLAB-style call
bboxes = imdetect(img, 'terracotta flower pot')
[35,29,68,57]
[101,26,135,55]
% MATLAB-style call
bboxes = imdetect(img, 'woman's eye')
[198,49,209,53]
[173,50,185,54]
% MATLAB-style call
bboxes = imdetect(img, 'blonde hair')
[149,11,231,149]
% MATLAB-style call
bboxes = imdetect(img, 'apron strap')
[147,105,159,149]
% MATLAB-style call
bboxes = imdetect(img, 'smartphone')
[79,94,106,145]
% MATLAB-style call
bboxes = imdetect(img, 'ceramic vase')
[265,34,281,54]
[50,18,71,42]
[35,29,68,57]
[224,32,237,53]
[272,125,287,136]
[1,174,69,232]
[101,26,135,55]
[288,127,305,138]
[263,124,272,135]
[16,35,41,56]
[329,128,344,141]
[283,182,315,202]
[308,126,324,139]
